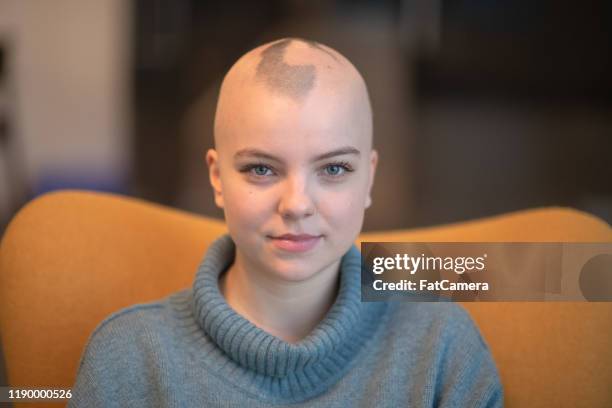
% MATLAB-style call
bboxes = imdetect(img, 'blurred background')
[0,0,611,232]
[1,0,611,236]
[0,0,611,391]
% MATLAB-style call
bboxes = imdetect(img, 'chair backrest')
[360,210,612,408]
[1,190,611,407]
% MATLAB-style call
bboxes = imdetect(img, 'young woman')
[70,38,503,407]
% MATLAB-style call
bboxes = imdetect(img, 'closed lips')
[272,234,321,240]
[272,234,320,237]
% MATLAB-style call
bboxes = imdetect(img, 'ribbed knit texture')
[191,234,388,396]
[69,234,503,407]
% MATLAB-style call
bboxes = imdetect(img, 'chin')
[266,257,327,282]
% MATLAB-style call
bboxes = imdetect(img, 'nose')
[277,175,315,220]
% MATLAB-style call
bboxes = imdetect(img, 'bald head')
[213,38,372,149]
[255,38,341,101]
[206,38,379,225]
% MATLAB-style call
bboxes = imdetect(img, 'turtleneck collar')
[191,234,388,401]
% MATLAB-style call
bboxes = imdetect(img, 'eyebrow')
[234,146,361,163]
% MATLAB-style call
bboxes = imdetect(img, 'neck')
[220,251,340,343]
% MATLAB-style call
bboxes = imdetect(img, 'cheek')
[317,185,366,231]
[223,182,272,229]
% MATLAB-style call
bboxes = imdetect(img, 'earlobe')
[205,149,224,208]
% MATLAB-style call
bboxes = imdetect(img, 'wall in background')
[0,0,132,220]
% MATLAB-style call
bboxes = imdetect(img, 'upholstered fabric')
[1,190,611,407]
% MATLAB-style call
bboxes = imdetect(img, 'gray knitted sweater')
[69,234,503,407]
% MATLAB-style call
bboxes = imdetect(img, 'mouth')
[267,233,323,253]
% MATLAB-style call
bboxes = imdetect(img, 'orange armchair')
[1,190,611,407]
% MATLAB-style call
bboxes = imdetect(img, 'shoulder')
[383,302,502,407]
[387,301,487,346]
[70,289,194,406]
[78,289,191,367]
[89,296,168,339]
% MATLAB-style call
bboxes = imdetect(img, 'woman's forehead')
[218,98,371,154]
[222,127,369,160]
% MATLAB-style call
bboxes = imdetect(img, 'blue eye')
[252,165,273,176]
[238,163,277,180]
[325,164,344,176]
[323,162,353,178]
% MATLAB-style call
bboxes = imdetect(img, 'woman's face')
[207,85,376,282]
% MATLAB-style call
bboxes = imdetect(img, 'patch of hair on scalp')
[255,38,338,101]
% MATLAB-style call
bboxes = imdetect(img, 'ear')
[365,149,378,209]
[205,148,224,208]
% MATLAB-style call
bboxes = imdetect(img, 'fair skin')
[206,39,377,343]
